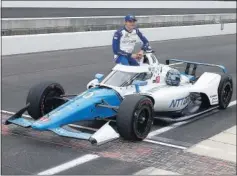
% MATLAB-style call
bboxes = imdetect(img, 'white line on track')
[37,154,99,175]
[1,110,30,117]
[68,124,97,132]
[144,139,187,150]
[147,122,186,138]
[228,100,237,107]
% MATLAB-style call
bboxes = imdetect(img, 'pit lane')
[2,34,236,175]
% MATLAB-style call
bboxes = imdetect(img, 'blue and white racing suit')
[112,27,150,66]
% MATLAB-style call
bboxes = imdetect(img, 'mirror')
[132,80,148,86]
[132,80,147,93]
[95,73,104,82]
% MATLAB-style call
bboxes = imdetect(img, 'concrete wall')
[2,23,236,56]
[2,14,236,35]
[3,1,236,8]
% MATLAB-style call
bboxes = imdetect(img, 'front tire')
[218,74,233,109]
[26,81,65,120]
[116,95,154,141]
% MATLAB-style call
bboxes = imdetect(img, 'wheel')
[218,74,233,109]
[116,95,154,141]
[26,81,65,120]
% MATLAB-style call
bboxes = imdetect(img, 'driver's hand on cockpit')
[137,50,144,59]
[131,54,139,59]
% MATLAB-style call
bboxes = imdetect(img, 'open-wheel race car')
[5,49,233,145]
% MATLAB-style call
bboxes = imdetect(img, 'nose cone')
[31,87,122,130]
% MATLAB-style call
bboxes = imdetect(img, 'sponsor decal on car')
[83,92,94,99]
[39,116,49,122]
[155,76,160,83]
[210,95,217,98]
[210,94,218,103]
[147,85,169,93]
[169,96,190,108]
[148,66,156,72]
[50,110,61,117]
[66,106,74,111]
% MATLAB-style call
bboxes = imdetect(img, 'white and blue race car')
[5,49,233,145]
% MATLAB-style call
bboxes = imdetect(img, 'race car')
[5,49,233,145]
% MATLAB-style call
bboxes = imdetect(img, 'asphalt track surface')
[2,8,236,18]
[2,34,236,175]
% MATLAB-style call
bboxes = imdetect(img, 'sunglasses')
[126,20,136,23]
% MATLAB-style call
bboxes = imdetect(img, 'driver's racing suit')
[112,27,150,66]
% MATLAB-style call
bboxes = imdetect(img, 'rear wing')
[166,59,227,75]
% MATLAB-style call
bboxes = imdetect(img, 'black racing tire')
[218,74,233,109]
[116,95,154,141]
[26,81,65,120]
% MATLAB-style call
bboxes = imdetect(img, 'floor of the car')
[154,106,220,126]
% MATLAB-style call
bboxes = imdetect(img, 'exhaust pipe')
[89,121,119,145]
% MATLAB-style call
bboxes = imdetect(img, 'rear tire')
[26,81,65,120]
[116,95,154,141]
[218,74,233,109]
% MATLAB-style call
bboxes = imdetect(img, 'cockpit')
[101,65,153,87]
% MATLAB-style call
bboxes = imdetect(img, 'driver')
[165,69,181,86]
[112,14,151,66]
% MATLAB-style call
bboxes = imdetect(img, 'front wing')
[4,105,120,145]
